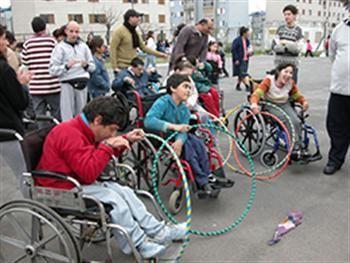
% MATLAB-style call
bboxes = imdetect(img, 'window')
[309,10,312,16]
[88,0,99,2]
[302,9,305,15]
[89,14,106,23]
[309,0,312,3]
[40,14,55,24]
[143,14,150,23]
[141,0,149,3]
[317,11,321,16]
[158,0,165,4]
[158,14,166,23]
[123,0,138,3]
[68,14,83,23]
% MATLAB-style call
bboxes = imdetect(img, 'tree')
[101,6,123,45]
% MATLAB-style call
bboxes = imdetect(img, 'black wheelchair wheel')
[260,150,279,168]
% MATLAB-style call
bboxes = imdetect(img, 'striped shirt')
[21,34,60,95]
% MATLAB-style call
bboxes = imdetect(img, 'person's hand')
[17,70,33,85]
[302,101,309,112]
[198,62,205,69]
[172,140,183,157]
[250,103,260,115]
[160,53,169,59]
[114,67,121,73]
[104,136,130,150]
[126,129,145,143]
[67,59,78,69]
[170,124,191,133]
[235,60,240,65]
[124,76,135,86]
[80,61,89,67]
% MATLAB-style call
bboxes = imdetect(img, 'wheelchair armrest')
[0,128,23,141]
[35,115,60,125]
[113,161,137,189]
[31,170,82,191]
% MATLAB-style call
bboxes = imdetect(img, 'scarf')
[123,21,140,49]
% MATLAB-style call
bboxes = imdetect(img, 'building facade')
[0,7,13,31]
[11,0,171,41]
[264,0,348,51]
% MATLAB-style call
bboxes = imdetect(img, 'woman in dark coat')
[0,26,31,135]
[231,26,252,91]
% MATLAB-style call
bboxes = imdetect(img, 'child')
[305,40,313,57]
[187,57,220,118]
[250,63,309,159]
[145,74,231,198]
[206,41,223,85]
[88,36,110,99]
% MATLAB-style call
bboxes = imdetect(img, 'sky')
[1,0,266,11]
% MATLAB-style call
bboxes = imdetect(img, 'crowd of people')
[0,2,349,259]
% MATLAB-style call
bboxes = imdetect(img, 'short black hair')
[31,16,46,33]
[166,74,191,94]
[174,59,194,72]
[271,63,296,80]
[89,36,104,54]
[283,5,298,15]
[130,57,144,67]
[83,96,130,130]
[5,30,16,45]
[239,26,249,36]
[52,25,66,39]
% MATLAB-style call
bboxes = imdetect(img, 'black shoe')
[323,164,340,175]
[208,174,235,189]
[244,84,251,92]
[236,84,242,91]
[197,184,220,199]
[307,152,323,162]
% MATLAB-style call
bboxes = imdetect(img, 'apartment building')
[11,0,171,41]
[264,0,348,50]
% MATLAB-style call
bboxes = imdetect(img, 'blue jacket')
[112,68,154,97]
[231,36,250,63]
[87,56,110,97]
[144,94,191,143]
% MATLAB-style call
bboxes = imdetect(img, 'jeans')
[82,181,164,254]
[145,55,156,69]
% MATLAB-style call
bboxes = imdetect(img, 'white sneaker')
[152,222,187,244]
[138,239,166,259]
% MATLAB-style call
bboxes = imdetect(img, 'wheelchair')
[232,78,322,170]
[117,90,233,215]
[0,119,167,262]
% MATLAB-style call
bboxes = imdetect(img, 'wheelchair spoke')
[13,253,27,263]
[0,234,26,249]
[6,214,31,243]
[37,249,71,262]
[34,231,60,250]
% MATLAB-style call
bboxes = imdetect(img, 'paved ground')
[0,55,349,262]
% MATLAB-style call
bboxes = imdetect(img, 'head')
[146,31,154,39]
[83,96,129,142]
[283,5,298,25]
[5,30,16,50]
[65,21,80,43]
[53,25,66,42]
[90,36,105,55]
[87,32,94,42]
[166,74,192,103]
[15,42,24,53]
[239,26,249,38]
[124,9,143,27]
[174,23,186,38]
[196,18,214,35]
[174,58,195,76]
[208,41,219,53]
[31,16,46,34]
[307,39,310,43]
[273,63,296,84]
[0,26,7,58]
[130,57,144,76]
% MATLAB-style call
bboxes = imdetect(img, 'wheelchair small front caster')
[260,150,279,168]
[168,189,184,215]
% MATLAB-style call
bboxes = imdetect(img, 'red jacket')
[36,115,125,189]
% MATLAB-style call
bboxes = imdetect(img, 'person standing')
[110,9,167,76]
[323,10,350,175]
[169,18,214,69]
[305,39,313,57]
[21,16,61,120]
[0,26,31,135]
[231,27,252,91]
[49,21,95,121]
[145,31,156,69]
[273,5,303,83]
[324,35,330,57]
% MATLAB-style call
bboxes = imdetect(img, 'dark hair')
[270,63,296,80]
[283,4,298,15]
[166,74,191,94]
[83,96,130,130]
[174,23,186,37]
[89,36,104,54]
[146,31,154,39]
[31,16,46,33]
[16,42,24,49]
[197,18,213,25]
[208,41,218,52]
[52,25,66,40]
[174,59,194,72]
[239,26,249,36]
[5,30,16,45]
[130,57,144,67]
[186,56,197,67]
[0,26,6,59]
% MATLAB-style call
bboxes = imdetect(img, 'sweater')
[21,34,61,95]
[49,39,95,82]
[329,20,350,96]
[250,75,305,105]
[0,57,29,135]
[110,25,164,69]
[87,56,110,95]
[36,115,126,189]
[144,94,191,143]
